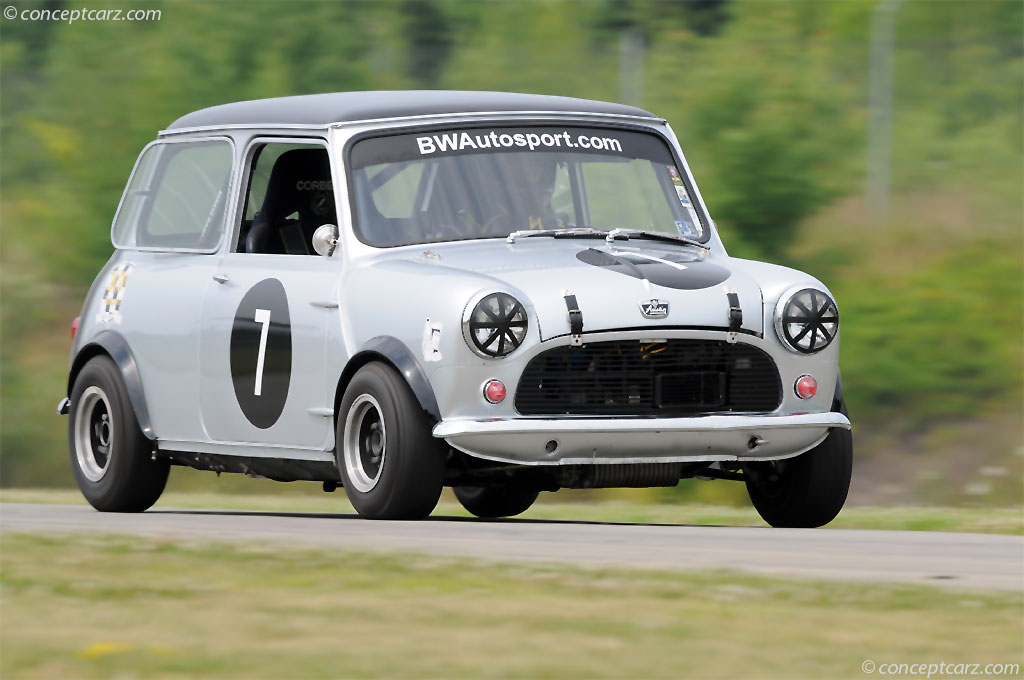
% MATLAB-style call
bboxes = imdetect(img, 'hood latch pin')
[726,289,742,344]
[563,290,584,346]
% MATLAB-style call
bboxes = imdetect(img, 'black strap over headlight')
[563,293,583,346]
[465,292,529,358]
[777,287,838,354]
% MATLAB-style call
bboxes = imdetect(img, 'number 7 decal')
[253,308,271,396]
[231,278,291,429]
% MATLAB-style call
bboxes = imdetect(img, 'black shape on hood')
[576,248,730,290]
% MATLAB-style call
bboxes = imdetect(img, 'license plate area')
[655,372,726,409]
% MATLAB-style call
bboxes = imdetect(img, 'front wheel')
[68,356,169,512]
[336,363,446,519]
[743,425,852,528]
[454,484,539,519]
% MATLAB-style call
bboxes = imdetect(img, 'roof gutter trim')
[159,123,330,138]
[158,110,665,137]
[332,110,665,128]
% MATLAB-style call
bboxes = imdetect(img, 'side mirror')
[311,224,339,257]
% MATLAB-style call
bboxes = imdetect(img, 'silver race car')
[59,91,851,526]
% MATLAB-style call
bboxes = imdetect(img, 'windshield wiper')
[505,227,610,243]
[605,228,709,250]
[506,226,710,251]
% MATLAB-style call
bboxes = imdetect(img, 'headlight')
[774,287,838,354]
[462,292,528,358]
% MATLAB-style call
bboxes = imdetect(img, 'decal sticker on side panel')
[422,318,443,362]
[230,278,292,429]
[96,263,133,325]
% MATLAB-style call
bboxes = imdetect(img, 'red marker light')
[794,375,817,399]
[483,379,506,404]
[71,316,80,339]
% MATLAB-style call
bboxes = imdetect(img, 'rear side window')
[112,139,234,251]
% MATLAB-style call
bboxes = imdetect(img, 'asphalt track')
[3,503,1022,591]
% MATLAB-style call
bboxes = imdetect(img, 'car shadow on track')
[146,508,742,529]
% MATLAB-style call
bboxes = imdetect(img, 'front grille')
[515,339,782,416]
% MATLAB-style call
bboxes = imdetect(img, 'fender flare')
[335,336,441,423]
[67,330,155,440]
[833,373,847,416]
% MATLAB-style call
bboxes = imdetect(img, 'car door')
[108,137,235,444]
[198,139,340,452]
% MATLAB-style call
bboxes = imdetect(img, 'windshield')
[348,125,708,247]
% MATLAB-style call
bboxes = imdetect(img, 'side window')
[238,142,337,255]
[112,139,233,251]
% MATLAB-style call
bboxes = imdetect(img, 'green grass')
[1,532,1022,680]
[2,487,1022,535]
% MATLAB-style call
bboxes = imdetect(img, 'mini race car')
[59,91,851,527]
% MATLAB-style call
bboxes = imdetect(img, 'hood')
[408,239,764,341]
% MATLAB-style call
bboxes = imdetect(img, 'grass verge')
[2,532,1022,680]
[2,488,1022,535]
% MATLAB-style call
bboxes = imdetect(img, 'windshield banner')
[417,130,623,155]
[350,126,675,169]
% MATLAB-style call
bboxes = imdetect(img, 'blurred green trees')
[1,0,1021,491]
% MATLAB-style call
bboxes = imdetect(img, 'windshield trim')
[342,120,712,249]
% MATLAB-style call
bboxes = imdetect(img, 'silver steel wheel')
[343,394,387,493]
[74,386,114,482]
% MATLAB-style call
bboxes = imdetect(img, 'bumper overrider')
[432,412,851,465]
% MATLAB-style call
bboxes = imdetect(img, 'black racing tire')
[454,484,539,519]
[336,362,446,520]
[743,423,852,528]
[68,356,169,512]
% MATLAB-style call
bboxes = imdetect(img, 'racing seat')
[245,148,337,255]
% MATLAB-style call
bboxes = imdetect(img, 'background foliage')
[1,0,1021,503]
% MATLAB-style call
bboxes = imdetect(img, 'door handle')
[213,273,229,284]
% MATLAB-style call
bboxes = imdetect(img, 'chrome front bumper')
[433,412,851,465]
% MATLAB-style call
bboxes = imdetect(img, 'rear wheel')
[454,484,539,519]
[743,424,852,528]
[336,363,446,519]
[68,356,169,512]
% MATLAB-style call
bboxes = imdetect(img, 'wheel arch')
[332,336,441,429]
[67,330,155,440]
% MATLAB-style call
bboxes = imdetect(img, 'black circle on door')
[230,278,292,429]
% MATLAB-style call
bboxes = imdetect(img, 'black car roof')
[166,90,658,130]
